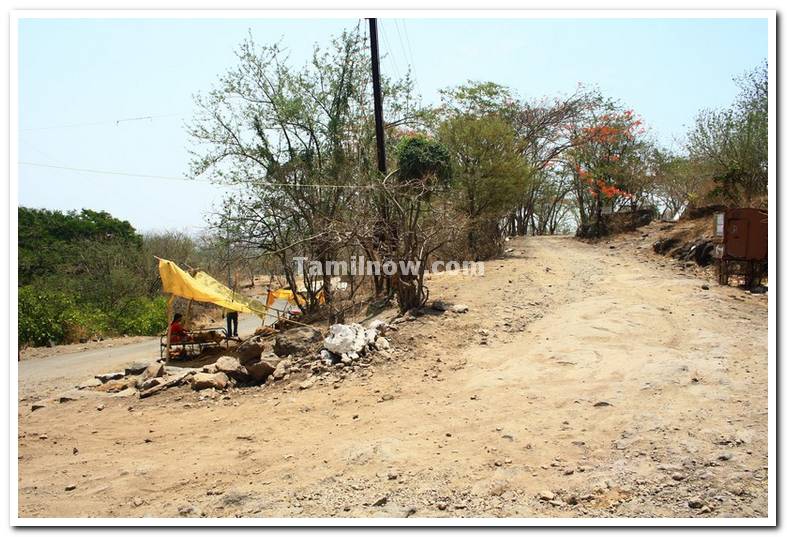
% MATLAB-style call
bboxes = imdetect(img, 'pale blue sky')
[18,17,768,233]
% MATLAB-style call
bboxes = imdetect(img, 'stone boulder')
[235,338,264,363]
[191,372,229,391]
[273,326,323,357]
[368,319,390,335]
[124,362,150,376]
[272,359,291,381]
[245,353,281,383]
[214,356,249,381]
[95,371,124,383]
[142,362,165,380]
[95,377,137,393]
[77,378,102,390]
[323,323,367,354]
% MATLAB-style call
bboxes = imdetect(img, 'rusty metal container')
[720,208,768,261]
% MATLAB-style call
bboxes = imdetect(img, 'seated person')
[169,313,190,343]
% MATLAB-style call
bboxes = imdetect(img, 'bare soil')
[17,235,769,519]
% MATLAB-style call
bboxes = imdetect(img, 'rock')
[95,372,124,383]
[688,497,704,509]
[672,473,687,481]
[58,391,81,403]
[139,377,164,391]
[323,324,367,354]
[95,378,135,393]
[202,364,218,374]
[718,452,733,461]
[273,326,323,357]
[143,362,165,380]
[701,284,710,290]
[214,356,249,381]
[593,401,612,407]
[112,388,138,398]
[320,349,339,365]
[299,377,316,390]
[96,403,105,411]
[368,319,390,334]
[245,355,279,383]
[132,497,144,507]
[372,496,388,507]
[364,327,379,345]
[177,504,202,517]
[450,304,469,314]
[191,372,230,391]
[539,490,556,501]
[235,341,264,362]
[77,378,102,390]
[64,484,77,491]
[272,359,291,381]
[124,362,149,376]
[375,337,391,350]
[31,401,47,411]
[431,300,450,311]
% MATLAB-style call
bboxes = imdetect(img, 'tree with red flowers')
[568,104,649,237]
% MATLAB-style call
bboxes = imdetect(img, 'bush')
[114,296,168,336]
[18,286,75,346]
[395,135,452,187]
[19,286,169,346]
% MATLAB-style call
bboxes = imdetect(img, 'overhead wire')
[392,19,421,99]
[398,19,423,99]
[377,21,402,83]
[18,161,395,190]
[20,113,182,132]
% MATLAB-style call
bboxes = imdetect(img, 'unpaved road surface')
[17,236,769,519]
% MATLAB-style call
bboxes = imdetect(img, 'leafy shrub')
[395,135,452,186]
[114,296,168,336]
[18,286,76,346]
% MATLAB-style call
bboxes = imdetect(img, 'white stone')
[323,323,367,354]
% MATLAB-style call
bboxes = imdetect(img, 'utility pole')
[368,18,387,175]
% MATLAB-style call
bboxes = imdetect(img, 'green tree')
[439,114,529,258]
[687,62,767,205]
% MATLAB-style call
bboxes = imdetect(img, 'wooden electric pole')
[368,18,387,175]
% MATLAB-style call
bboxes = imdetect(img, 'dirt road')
[17,235,769,519]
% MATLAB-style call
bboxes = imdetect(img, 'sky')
[17,16,768,233]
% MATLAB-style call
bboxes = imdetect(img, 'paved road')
[18,315,261,399]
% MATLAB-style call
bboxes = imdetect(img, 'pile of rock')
[44,319,399,407]
[319,320,392,366]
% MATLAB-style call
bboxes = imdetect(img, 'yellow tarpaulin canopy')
[158,258,268,317]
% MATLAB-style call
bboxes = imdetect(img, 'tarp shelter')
[158,258,268,317]
[262,287,327,327]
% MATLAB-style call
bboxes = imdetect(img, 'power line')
[20,113,182,132]
[378,21,402,83]
[398,19,423,98]
[18,161,390,190]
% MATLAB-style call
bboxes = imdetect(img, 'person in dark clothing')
[225,310,239,338]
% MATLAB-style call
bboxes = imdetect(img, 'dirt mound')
[576,209,654,238]
[649,212,717,267]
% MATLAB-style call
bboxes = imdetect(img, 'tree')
[383,134,454,312]
[687,62,767,205]
[567,106,648,237]
[438,114,529,258]
[188,26,424,320]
